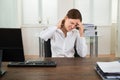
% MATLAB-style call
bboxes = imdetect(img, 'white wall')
[74,0,112,55]
[22,0,39,24]
[22,0,112,26]
[22,0,73,25]
[112,0,118,23]
[0,0,19,28]
[116,0,120,57]
[75,0,111,26]
[74,0,91,23]
[97,26,111,54]
[21,25,43,55]
[57,0,74,20]
[42,0,58,25]
[93,0,111,26]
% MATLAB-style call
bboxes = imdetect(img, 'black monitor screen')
[0,28,25,62]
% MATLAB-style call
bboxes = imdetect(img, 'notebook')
[0,50,6,77]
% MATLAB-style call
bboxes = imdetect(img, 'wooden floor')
[97,54,115,57]
[87,54,115,57]
[25,54,115,60]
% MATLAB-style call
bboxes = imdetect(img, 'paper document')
[97,61,120,73]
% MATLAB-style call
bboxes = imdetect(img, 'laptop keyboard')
[7,60,57,67]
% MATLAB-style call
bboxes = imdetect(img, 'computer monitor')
[0,28,25,62]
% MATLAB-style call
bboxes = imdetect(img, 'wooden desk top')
[1,57,120,80]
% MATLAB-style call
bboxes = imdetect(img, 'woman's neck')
[61,26,67,37]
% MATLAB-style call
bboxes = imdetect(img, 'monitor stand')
[0,70,6,76]
[0,50,6,77]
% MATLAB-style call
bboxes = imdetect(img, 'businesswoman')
[40,9,87,57]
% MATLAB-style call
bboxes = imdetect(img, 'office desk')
[1,57,120,80]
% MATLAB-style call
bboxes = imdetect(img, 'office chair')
[44,39,52,57]
[44,39,80,57]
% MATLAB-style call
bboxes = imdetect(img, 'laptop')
[0,50,6,77]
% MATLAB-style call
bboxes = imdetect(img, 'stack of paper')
[95,61,120,80]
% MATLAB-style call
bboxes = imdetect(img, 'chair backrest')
[44,39,52,57]
[44,39,80,57]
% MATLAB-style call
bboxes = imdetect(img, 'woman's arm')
[76,36,87,57]
[40,19,63,41]
[40,26,57,41]
[75,22,87,57]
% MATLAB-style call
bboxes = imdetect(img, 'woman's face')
[64,17,81,31]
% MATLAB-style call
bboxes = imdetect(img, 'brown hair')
[61,9,82,28]
[66,9,82,22]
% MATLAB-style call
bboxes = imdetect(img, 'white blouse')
[40,26,87,57]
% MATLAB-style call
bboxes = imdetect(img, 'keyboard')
[7,60,57,67]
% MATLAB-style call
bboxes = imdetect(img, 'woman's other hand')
[77,22,84,37]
